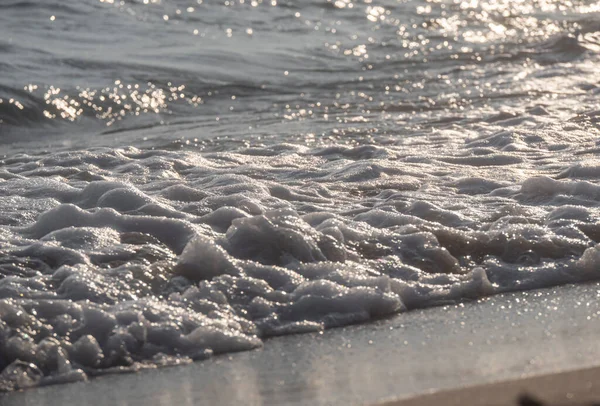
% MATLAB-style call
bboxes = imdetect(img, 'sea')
[0,0,599,392]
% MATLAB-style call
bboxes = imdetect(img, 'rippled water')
[1,0,600,392]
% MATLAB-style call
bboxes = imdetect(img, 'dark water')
[0,0,600,392]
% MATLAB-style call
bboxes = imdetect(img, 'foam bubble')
[1,139,599,391]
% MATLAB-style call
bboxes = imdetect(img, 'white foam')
[175,236,238,280]
[0,138,599,390]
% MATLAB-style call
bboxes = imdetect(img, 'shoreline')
[382,365,600,406]
[2,282,600,406]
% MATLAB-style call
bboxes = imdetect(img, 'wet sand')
[2,282,600,406]
[384,365,600,406]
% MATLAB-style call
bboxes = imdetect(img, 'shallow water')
[1,0,600,391]
[5,282,600,406]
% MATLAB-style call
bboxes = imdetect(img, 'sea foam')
[0,137,599,390]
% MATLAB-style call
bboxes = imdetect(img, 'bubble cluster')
[1,120,600,389]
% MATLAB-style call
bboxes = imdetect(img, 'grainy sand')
[382,366,600,406]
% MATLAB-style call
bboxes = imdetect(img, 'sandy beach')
[385,365,600,406]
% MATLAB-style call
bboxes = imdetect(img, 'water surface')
[1,0,600,391]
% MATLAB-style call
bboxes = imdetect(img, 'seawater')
[1,0,600,391]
